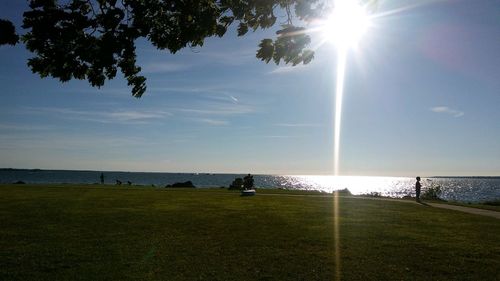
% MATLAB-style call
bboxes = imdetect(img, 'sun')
[323,0,371,49]
[320,0,372,176]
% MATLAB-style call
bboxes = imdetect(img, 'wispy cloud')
[107,111,171,121]
[195,118,229,126]
[151,86,243,104]
[61,87,131,96]
[228,95,239,103]
[151,86,214,94]
[24,107,172,124]
[142,62,190,73]
[259,135,303,139]
[274,123,322,127]
[0,123,53,131]
[269,64,311,74]
[176,103,254,116]
[198,48,255,65]
[0,133,145,150]
[144,45,254,66]
[430,106,464,117]
[174,99,253,125]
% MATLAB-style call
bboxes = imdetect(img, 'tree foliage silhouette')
[1,0,369,97]
[0,19,19,45]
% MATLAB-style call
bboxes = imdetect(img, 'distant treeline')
[0,168,42,172]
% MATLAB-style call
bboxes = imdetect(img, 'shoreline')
[2,183,499,212]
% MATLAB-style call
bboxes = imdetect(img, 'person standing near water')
[415,176,421,202]
[243,174,254,190]
[100,173,104,184]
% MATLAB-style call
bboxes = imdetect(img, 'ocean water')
[1,169,499,203]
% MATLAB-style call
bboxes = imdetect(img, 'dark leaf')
[237,23,248,36]
[0,19,19,45]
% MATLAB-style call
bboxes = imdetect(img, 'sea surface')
[1,169,499,203]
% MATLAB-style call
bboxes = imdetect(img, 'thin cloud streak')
[259,135,303,139]
[228,95,239,103]
[23,107,172,124]
[176,104,254,116]
[142,62,190,73]
[197,48,255,65]
[152,86,244,105]
[195,118,229,126]
[430,106,464,117]
[0,123,53,131]
[269,64,311,74]
[0,133,145,150]
[274,123,322,127]
[152,86,215,94]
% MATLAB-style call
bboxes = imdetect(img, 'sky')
[0,0,499,176]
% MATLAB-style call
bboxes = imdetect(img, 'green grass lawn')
[1,184,498,280]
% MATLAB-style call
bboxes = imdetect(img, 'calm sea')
[1,169,499,203]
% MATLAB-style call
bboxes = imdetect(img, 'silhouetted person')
[116,179,122,185]
[100,173,104,184]
[243,174,254,190]
[415,176,421,202]
[127,181,132,185]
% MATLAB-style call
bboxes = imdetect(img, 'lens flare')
[334,50,347,176]
[326,2,372,280]
[327,0,371,175]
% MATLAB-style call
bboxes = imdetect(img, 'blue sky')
[0,0,499,176]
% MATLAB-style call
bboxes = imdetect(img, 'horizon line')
[1,168,498,178]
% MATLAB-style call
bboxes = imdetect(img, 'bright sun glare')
[323,0,372,176]
[323,0,370,49]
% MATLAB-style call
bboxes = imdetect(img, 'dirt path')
[348,196,500,219]
[425,202,500,219]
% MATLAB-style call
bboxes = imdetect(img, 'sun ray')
[334,49,347,176]
[370,0,447,20]
[294,0,430,176]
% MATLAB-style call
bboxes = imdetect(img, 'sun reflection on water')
[280,175,417,196]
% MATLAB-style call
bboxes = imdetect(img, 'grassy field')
[0,184,498,280]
